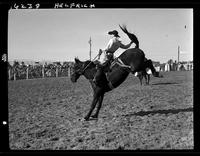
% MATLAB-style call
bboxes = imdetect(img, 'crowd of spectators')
[8,61,74,80]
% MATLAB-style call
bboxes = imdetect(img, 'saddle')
[93,58,131,90]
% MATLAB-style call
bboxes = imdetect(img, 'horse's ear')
[74,57,80,63]
[149,59,153,64]
[146,59,152,63]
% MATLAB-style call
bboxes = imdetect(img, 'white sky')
[8,9,193,63]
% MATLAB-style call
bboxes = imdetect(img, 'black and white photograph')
[3,2,195,151]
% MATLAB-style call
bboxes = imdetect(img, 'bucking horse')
[70,25,163,121]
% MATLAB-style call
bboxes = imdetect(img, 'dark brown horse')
[70,48,162,121]
[136,59,160,85]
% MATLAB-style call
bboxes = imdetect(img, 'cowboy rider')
[93,30,134,84]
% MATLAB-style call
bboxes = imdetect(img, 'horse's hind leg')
[91,93,105,119]
[138,75,143,85]
[84,89,102,121]
[144,74,148,85]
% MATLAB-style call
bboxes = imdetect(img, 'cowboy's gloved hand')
[98,49,103,56]
[98,49,103,59]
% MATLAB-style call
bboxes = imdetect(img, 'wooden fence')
[8,66,72,81]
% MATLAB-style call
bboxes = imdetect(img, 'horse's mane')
[85,60,95,65]
[85,60,92,64]
[83,60,96,70]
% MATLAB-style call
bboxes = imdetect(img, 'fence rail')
[8,60,193,81]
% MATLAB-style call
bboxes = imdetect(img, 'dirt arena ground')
[8,71,193,150]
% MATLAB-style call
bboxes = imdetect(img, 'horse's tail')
[119,24,139,48]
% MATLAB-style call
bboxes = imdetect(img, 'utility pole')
[178,45,180,64]
[88,37,92,60]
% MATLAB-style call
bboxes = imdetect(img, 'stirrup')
[105,72,110,81]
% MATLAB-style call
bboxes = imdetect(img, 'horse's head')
[71,58,96,83]
[70,58,84,83]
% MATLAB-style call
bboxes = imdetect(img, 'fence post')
[68,67,71,78]
[178,64,180,71]
[14,72,16,80]
[56,66,58,77]
[42,65,45,78]
[26,66,29,80]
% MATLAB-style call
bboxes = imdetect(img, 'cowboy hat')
[108,30,120,37]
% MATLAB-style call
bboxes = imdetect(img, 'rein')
[81,53,100,73]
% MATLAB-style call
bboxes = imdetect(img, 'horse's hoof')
[90,116,98,120]
[79,118,88,122]
[84,117,90,121]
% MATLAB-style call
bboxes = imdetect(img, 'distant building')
[152,61,159,66]
[155,66,160,71]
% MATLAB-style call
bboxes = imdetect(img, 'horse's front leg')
[84,88,101,121]
[147,74,150,85]
[90,93,105,119]
[89,79,96,91]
